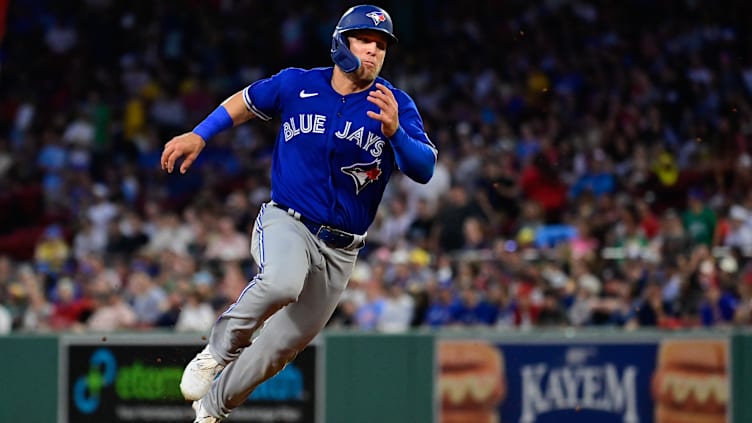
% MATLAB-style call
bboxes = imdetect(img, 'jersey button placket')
[337,97,345,117]
[329,97,348,221]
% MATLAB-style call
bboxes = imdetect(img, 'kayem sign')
[437,337,728,423]
[60,336,318,423]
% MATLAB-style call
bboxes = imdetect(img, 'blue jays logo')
[366,11,386,26]
[341,159,382,194]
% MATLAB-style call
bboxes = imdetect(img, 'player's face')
[347,30,388,82]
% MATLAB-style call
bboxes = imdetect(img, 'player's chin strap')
[330,30,360,73]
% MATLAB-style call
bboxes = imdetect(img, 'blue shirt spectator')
[423,286,457,328]
[699,288,738,326]
[450,288,498,326]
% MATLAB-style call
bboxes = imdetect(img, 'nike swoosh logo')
[299,90,319,98]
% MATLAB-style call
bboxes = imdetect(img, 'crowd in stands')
[1,0,752,334]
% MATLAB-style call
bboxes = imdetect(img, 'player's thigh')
[319,244,360,291]
[250,206,322,275]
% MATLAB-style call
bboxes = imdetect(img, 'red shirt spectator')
[49,278,93,330]
[520,153,567,220]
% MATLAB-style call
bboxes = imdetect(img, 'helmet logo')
[366,11,386,25]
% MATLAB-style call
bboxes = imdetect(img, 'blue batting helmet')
[330,5,398,73]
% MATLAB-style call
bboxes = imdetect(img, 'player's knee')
[275,285,303,304]
[265,278,304,305]
[266,347,298,378]
[259,266,306,304]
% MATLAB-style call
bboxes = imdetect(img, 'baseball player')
[160,4,437,422]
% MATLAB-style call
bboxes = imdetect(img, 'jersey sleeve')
[242,68,294,121]
[390,90,438,183]
[397,92,435,149]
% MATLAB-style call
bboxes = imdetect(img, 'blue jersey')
[243,67,435,234]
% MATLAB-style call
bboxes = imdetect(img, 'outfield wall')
[0,329,744,423]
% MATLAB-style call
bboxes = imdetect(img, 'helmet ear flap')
[330,30,361,73]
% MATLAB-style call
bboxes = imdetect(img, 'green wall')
[0,335,58,423]
[732,332,752,423]
[324,332,435,423]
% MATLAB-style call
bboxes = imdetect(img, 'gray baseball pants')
[200,203,359,417]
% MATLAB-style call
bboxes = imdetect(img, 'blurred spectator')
[106,211,149,256]
[723,205,752,256]
[36,130,67,174]
[377,282,414,333]
[73,218,107,260]
[86,184,119,242]
[18,265,52,331]
[682,189,717,247]
[398,155,451,216]
[434,185,486,253]
[570,150,616,200]
[376,195,414,248]
[330,263,370,327]
[86,286,137,332]
[354,281,385,331]
[631,280,673,328]
[423,283,457,328]
[0,255,13,335]
[218,261,248,310]
[224,190,255,233]
[33,224,70,276]
[175,290,216,333]
[149,87,188,136]
[156,290,185,328]
[734,274,752,324]
[511,284,541,329]
[568,281,597,327]
[651,209,693,265]
[44,18,78,55]
[487,283,514,328]
[588,278,630,326]
[611,205,649,260]
[48,277,92,330]
[450,287,496,326]
[62,110,95,148]
[699,283,738,327]
[475,153,520,229]
[204,214,250,262]
[636,199,660,240]
[537,289,569,327]
[0,139,14,180]
[568,220,598,262]
[126,271,167,327]
[520,153,567,221]
[0,303,10,334]
[143,211,194,257]
[462,217,491,251]
[406,197,437,249]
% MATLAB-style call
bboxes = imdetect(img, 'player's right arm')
[161,90,256,174]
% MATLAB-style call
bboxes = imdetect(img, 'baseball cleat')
[180,346,225,400]
[192,399,223,423]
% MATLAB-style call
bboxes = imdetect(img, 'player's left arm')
[367,83,437,183]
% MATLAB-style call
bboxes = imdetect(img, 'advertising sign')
[437,337,727,423]
[61,338,317,423]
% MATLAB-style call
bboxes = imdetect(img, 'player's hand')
[161,132,206,174]
[366,83,399,137]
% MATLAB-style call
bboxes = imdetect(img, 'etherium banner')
[63,341,317,423]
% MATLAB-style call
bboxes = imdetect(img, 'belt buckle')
[319,226,343,248]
